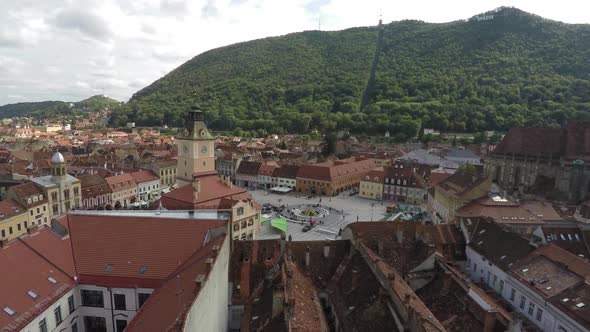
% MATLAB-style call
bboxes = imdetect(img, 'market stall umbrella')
[270,217,288,232]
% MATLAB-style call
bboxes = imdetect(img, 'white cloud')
[0,0,589,105]
[52,8,113,42]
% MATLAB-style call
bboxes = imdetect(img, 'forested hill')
[0,95,120,119]
[112,7,590,139]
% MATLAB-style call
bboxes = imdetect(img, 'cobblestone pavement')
[250,189,390,241]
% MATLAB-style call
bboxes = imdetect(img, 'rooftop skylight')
[2,307,15,316]
[47,277,57,284]
[26,290,38,299]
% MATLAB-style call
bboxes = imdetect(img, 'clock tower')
[176,104,216,187]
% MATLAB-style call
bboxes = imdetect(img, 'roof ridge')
[17,232,75,279]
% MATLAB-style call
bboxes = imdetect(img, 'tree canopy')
[111,7,590,140]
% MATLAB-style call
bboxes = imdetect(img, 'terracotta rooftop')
[493,127,565,157]
[7,183,47,208]
[493,122,590,161]
[20,227,75,277]
[468,218,534,270]
[66,214,226,283]
[130,169,160,183]
[161,174,251,210]
[512,254,581,298]
[346,221,465,274]
[437,168,488,199]
[79,174,111,198]
[0,199,25,222]
[548,283,590,330]
[457,198,561,225]
[297,157,376,181]
[236,161,262,176]
[540,226,590,258]
[275,164,300,179]
[105,173,137,192]
[257,163,278,176]
[126,235,226,332]
[0,239,75,331]
[362,167,384,183]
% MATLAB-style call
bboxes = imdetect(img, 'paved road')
[250,189,389,241]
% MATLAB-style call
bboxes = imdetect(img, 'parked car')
[302,225,312,232]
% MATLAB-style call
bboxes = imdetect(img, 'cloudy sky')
[1,0,588,106]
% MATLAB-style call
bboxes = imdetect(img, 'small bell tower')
[51,152,67,182]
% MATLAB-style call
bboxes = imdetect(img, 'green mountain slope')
[113,7,590,138]
[0,95,120,119]
[0,101,66,119]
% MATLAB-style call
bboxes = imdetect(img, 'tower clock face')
[201,146,208,154]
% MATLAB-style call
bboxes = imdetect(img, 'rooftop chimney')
[280,234,286,257]
[192,176,200,201]
[205,257,214,272]
[396,230,404,244]
[305,246,310,267]
[323,243,330,258]
[351,269,358,289]
[0,238,8,248]
[27,225,39,235]
[194,274,206,293]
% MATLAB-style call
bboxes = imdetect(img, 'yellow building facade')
[32,152,82,218]
[0,199,30,241]
[359,168,385,200]
[230,199,261,241]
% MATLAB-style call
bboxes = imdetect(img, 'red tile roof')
[7,183,47,208]
[161,175,248,210]
[66,214,226,281]
[275,165,299,179]
[362,167,384,183]
[126,235,226,332]
[494,127,565,157]
[257,163,278,176]
[0,240,75,331]
[236,161,262,176]
[428,171,452,187]
[105,173,137,192]
[130,169,160,184]
[0,199,26,222]
[297,157,376,181]
[20,228,75,277]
